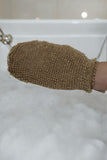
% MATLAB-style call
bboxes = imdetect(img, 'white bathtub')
[0,19,107,59]
[0,19,107,160]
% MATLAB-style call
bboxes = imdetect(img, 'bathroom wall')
[0,0,107,19]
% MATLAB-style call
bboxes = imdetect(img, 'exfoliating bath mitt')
[7,40,103,93]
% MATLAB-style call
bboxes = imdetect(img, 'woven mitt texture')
[7,40,101,93]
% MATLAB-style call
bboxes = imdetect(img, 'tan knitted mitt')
[7,40,105,93]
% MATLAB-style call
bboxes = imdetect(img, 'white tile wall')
[0,0,107,19]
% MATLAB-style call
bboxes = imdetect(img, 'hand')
[93,62,107,92]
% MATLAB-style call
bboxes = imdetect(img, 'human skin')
[93,62,107,92]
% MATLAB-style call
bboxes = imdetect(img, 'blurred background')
[0,0,107,19]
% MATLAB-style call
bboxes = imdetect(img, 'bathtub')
[0,19,107,160]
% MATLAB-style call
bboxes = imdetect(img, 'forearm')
[93,62,107,93]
